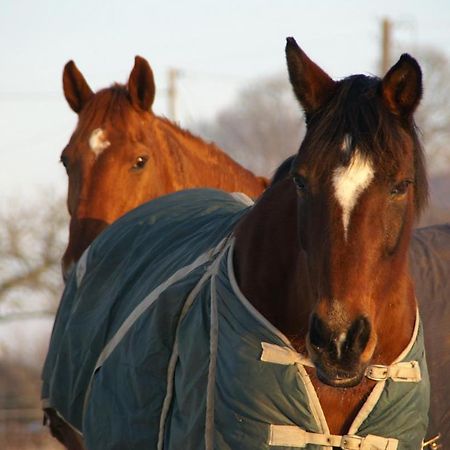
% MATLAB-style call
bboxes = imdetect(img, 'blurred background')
[1,1,449,448]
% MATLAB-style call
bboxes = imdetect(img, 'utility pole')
[381,18,392,75]
[167,68,179,122]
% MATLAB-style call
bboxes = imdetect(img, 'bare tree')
[0,349,61,449]
[196,45,450,179]
[0,194,67,448]
[196,49,449,229]
[195,75,305,177]
[414,47,450,174]
[0,193,68,321]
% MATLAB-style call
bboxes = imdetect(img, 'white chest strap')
[260,342,421,382]
[269,425,398,450]
[260,342,422,449]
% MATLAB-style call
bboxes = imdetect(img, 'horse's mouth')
[315,366,364,388]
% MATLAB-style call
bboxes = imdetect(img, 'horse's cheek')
[383,198,409,254]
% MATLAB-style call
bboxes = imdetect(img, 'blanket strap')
[365,362,421,382]
[157,236,232,450]
[261,342,314,367]
[269,425,398,450]
[76,245,90,286]
[422,434,442,450]
[260,342,421,382]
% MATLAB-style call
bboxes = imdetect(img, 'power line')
[0,92,61,101]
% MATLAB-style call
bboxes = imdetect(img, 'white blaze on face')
[332,145,374,240]
[89,128,111,157]
[335,332,347,360]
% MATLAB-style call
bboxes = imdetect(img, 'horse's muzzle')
[307,313,372,387]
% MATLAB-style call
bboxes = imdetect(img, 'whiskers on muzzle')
[307,313,372,388]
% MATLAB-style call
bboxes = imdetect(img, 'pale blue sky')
[1,0,449,202]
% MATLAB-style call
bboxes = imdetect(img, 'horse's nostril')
[309,313,331,349]
[347,316,371,355]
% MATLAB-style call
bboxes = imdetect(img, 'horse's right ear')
[285,37,336,119]
[128,56,155,111]
[63,61,94,113]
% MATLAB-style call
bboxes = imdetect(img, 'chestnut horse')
[60,56,267,278]
[44,40,429,449]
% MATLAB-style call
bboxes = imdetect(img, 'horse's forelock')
[77,85,150,138]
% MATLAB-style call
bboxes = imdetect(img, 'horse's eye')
[132,155,148,171]
[292,174,308,193]
[391,180,413,196]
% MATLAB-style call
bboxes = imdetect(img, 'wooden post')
[167,68,179,122]
[381,18,392,75]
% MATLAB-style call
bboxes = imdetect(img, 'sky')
[1,0,449,206]
[0,0,449,365]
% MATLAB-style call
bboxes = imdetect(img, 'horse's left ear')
[128,56,155,111]
[381,54,422,117]
[285,37,337,119]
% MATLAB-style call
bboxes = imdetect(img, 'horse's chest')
[310,375,377,434]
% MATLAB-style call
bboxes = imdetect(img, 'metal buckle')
[341,435,363,450]
[365,364,389,381]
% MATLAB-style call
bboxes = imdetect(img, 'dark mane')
[270,155,295,185]
[291,74,428,215]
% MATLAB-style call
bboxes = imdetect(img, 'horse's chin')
[316,367,365,388]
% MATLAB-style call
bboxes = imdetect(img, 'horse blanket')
[42,189,429,450]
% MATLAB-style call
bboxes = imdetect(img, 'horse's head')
[61,56,168,278]
[286,38,427,387]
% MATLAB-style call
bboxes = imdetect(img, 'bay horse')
[271,154,447,448]
[43,40,429,449]
[233,38,428,439]
[60,56,267,278]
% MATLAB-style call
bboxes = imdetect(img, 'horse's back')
[42,189,250,442]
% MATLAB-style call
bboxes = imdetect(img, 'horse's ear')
[128,56,155,111]
[285,37,336,118]
[381,54,422,117]
[63,61,94,113]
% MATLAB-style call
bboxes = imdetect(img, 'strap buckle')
[365,361,421,382]
[341,435,363,450]
[365,365,389,381]
[268,425,398,450]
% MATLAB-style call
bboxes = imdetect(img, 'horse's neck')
[233,178,314,349]
[155,118,267,197]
